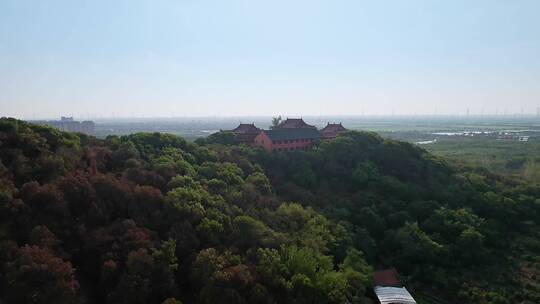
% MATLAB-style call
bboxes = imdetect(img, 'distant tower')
[466,108,470,118]
[537,107,540,117]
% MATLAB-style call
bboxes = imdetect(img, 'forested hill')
[0,118,539,304]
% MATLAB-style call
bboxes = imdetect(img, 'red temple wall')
[254,132,316,152]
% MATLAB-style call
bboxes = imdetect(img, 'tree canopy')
[0,118,538,303]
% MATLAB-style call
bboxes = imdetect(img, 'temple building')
[253,128,321,152]
[274,118,316,129]
[228,118,347,152]
[229,123,261,143]
[320,122,347,139]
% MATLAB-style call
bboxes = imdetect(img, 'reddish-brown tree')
[4,245,79,304]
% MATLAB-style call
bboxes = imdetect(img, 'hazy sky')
[1,0,539,118]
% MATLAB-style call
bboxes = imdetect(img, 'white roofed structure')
[374,286,417,304]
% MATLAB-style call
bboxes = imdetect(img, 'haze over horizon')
[2,1,540,118]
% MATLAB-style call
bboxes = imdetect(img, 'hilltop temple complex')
[229,118,347,152]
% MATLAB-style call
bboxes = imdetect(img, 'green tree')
[151,239,180,302]
[246,172,273,195]
[270,116,282,129]
[164,187,206,224]
[112,248,154,304]
[206,131,237,145]
[231,215,276,250]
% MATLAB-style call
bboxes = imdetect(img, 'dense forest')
[0,118,539,304]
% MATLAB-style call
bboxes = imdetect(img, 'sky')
[1,0,540,119]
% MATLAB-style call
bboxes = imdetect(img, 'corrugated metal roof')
[374,286,417,304]
[264,129,321,140]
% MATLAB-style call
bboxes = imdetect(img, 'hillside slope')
[0,118,539,304]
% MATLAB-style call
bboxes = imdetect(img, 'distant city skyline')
[1,1,540,119]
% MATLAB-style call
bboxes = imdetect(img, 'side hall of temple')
[229,118,347,152]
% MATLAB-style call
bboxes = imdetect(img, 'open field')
[424,137,540,183]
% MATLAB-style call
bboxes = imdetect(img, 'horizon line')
[14,113,540,121]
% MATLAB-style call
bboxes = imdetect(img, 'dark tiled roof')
[231,123,260,134]
[321,123,347,132]
[373,269,401,287]
[263,129,321,141]
[276,118,316,129]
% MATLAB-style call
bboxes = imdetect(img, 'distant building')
[229,123,261,143]
[320,122,347,139]
[254,128,321,152]
[274,118,316,129]
[32,117,95,134]
[518,136,530,142]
